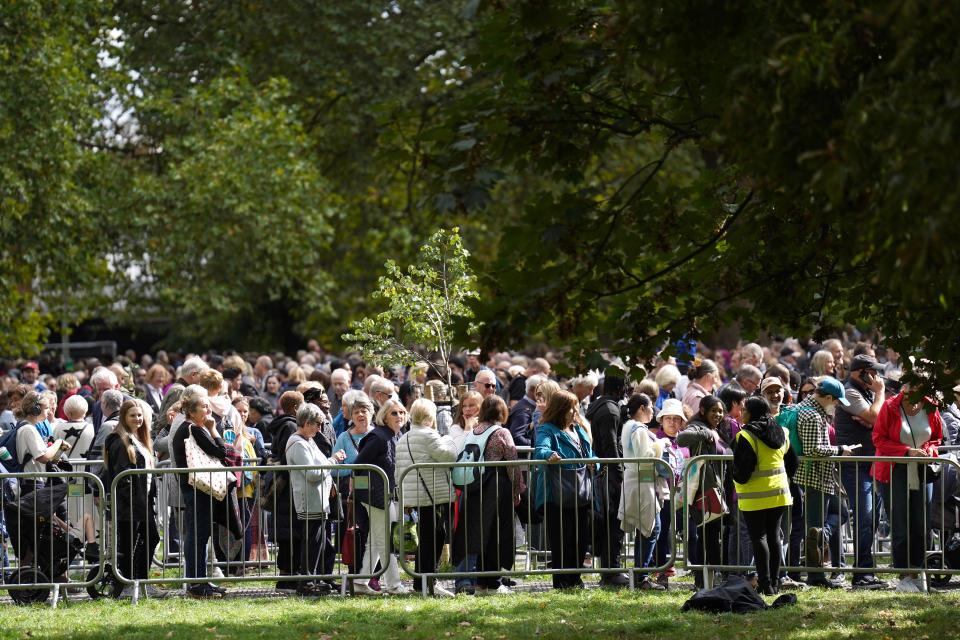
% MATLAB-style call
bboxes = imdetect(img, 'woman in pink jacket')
[872,382,942,592]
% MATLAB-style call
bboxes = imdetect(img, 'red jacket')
[871,393,942,484]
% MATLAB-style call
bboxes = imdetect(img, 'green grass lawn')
[0,586,957,640]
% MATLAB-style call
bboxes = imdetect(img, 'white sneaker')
[433,585,456,598]
[382,584,412,595]
[352,581,384,596]
[896,577,920,593]
[494,584,514,595]
[209,566,225,579]
[119,585,137,598]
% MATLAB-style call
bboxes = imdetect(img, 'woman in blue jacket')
[533,390,598,590]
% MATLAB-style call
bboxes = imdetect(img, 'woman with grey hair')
[333,394,375,576]
[334,388,364,436]
[395,398,458,596]
[285,403,335,595]
[352,396,410,595]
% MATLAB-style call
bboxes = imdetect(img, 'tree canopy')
[423,0,960,384]
[2,1,959,389]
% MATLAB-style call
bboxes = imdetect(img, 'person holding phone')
[833,354,887,589]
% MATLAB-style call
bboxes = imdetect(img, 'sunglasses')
[482,383,497,389]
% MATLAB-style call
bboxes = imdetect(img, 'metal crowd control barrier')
[681,453,960,589]
[108,463,390,602]
[396,456,675,594]
[0,469,106,607]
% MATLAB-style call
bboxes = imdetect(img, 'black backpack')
[681,575,797,614]
[0,421,34,473]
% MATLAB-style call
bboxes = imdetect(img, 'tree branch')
[584,190,754,299]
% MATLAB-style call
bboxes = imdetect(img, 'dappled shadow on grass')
[2,588,959,640]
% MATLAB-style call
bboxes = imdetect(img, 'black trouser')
[545,503,589,589]
[413,502,454,590]
[277,539,296,574]
[594,476,623,570]
[295,514,326,586]
[116,520,157,580]
[743,506,788,589]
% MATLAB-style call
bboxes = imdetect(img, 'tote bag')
[184,432,228,501]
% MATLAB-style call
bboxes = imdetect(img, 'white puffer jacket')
[395,424,458,506]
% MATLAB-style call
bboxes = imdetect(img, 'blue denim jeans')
[840,461,876,575]
[454,554,479,591]
[887,464,932,569]
[726,501,754,571]
[633,510,661,580]
[183,490,213,582]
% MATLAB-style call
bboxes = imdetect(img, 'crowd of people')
[0,331,956,600]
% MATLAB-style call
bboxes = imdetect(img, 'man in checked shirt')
[793,378,856,588]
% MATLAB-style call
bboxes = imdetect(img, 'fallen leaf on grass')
[458,621,471,627]
[166,633,173,639]
[406,626,415,632]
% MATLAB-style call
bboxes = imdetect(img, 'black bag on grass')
[681,575,797,614]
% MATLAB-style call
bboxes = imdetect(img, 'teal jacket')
[532,421,598,511]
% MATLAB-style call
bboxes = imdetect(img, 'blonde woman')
[102,399,162,597]
[396,398,458,597]
[450,390,482,450]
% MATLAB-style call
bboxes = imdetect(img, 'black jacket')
[504,395,535,447]
[103,432,157,523]
[312,414,337,457]
[267,414,298,464]
[732,416,799,485]
[585,396,624,481]
[353,424,398,510]
[172,421,227,492]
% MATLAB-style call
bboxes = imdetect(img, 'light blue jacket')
[532,421,598,511]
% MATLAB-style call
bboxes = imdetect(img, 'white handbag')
[184,432,227,501]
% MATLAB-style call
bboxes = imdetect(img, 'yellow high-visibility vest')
[734,427,792,511]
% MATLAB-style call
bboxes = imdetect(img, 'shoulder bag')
[184,430,228,501]
[546,430,594,508]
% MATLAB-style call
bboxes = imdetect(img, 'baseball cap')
[849,354,884,372]
[760,377,783,392]
[952,383,960,394]
[657,398,686,421]
[817,377,851,406]
[23,361,39,370]
[466,348,481,356]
